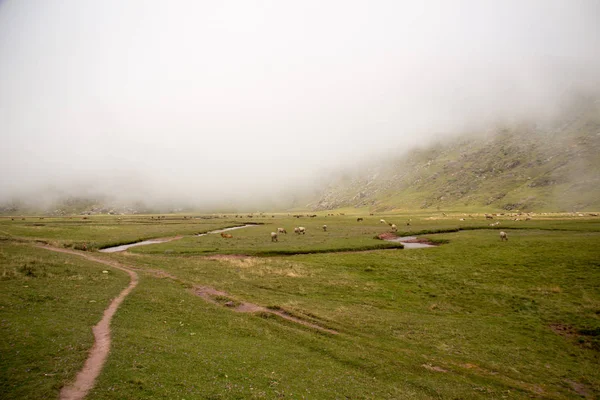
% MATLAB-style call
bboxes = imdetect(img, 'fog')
[1,0,599,210]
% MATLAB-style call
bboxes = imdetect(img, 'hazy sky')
[1,0,599,208]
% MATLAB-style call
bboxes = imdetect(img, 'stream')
[99,224,256,253]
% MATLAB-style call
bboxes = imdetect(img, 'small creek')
[99,224,256,253]
[384,236,437,249]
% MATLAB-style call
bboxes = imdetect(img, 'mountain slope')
[311,100,600,212]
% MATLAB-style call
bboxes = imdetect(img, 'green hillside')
[312,100,600,212]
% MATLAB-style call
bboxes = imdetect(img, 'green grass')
[1,213,599,399]
[0,215,241,250]
[0,243,130,399]
[131,218,404,256]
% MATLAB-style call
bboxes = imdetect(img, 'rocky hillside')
[311,99,600,212]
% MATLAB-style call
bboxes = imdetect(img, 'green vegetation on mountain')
[313,100,600,212]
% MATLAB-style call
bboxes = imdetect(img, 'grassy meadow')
[1,212,599,399]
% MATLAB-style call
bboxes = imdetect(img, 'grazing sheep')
[322,225,327,232]
[357,217,364,222]
[298,227,306,234]
[391,224,397,232]
[271,232,278,242]
[294,227,300,234]
[485,214,494,220]
[221,233,233,239]
[380,219,386,224]
[277,228,287,234]
[499,231,508,241]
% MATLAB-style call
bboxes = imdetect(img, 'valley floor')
[1,212,599,399]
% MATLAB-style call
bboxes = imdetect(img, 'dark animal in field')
[357,217,364,222]
[271,232,278,242]
[500,231,508,241]
[322,225,327,232]
[221,233,233,238]
[485,214,494,220]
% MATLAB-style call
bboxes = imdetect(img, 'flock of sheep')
[269,219,509,242]
[270,226,307,241]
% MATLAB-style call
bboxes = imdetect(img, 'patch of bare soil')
[377,233,397,240]
[36,245,138,400]
[422,364,448,373]
[549,323,577,338]
[193,286,338,335]
[565,379,593,398]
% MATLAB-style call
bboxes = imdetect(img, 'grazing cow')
[271,232,278,242]
[322,224,327,232]
[298,227,306,234]
[391,224,397,232]
[357,217,364,222]
[277,228,287,234]
[499,231,508,241]
[221,233,233,239]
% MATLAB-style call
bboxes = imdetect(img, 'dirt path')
[195,286,338,335]
[37,245,138,400]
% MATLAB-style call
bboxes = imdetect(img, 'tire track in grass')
[36,245,138,400]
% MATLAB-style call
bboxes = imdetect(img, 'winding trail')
[36,245,139,400]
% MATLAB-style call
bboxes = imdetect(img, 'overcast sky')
[1,0,599,208]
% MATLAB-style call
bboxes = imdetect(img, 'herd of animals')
[16,211,582,244]
[215,217,511,243]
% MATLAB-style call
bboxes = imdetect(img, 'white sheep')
[277,227,287,234]
[390,224,397,232]
[294,227,300,234]
[499,231,508,241]
[380,219,386,224]
[322,225,327,232]
[298,227,306,234]
[271,232,278,242]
